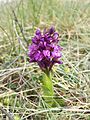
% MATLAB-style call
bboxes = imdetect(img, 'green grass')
[0,0,90,119]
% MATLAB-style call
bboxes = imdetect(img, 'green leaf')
[41,72,54,107]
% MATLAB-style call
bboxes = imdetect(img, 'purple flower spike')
[28,27,63,71]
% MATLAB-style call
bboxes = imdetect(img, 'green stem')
[41,71,54,107]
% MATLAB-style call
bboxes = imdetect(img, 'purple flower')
[28,27,62,71]
[43,50,50,58]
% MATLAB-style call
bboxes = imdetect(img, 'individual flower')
[28,27,62,71]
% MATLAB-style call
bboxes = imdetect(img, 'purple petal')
[28,44,38,51]
[43,50,50,57]
[35,29,41,35]
[34,51,43,61]
[55,60,63,64]
[40,37,44,42]
[52,51,62,58]
[46,36,53,43]
[44,42,47,47]
[32,36,38,44]
[49,27,55,34]
[53,32,59,40]
[29,58,36,62]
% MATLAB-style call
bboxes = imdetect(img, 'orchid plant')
[28,27,62,107]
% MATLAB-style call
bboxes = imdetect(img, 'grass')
[0,0,90,119]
